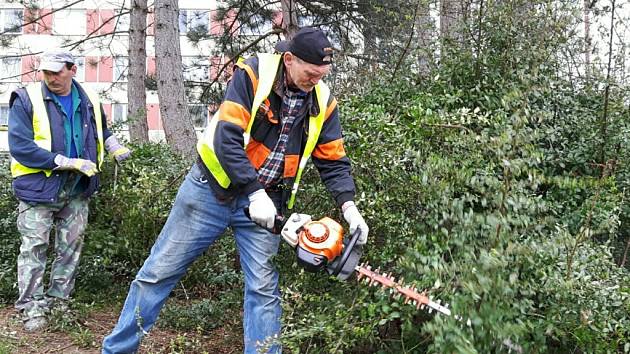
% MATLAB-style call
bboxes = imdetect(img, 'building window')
[112,103,128,128]
[54,9,86,35]
[0,57,20,82]
[188,104,208,129]
[114,57,129,82]
[114,9,130,32]
[0,105,9,126]
[0,9,23,34]
[74,57,85,82]
[182,57,209,82]
[179,10,208,34]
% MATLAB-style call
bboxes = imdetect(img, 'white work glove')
[248,189,277,229]
[54,154,99,177]
[342,201,369,245]
[105,135,131,162]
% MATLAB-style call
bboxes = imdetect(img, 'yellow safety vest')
[197,53,331,209]
[10,82,105,178]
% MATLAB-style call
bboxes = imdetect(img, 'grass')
[70,327,97,348]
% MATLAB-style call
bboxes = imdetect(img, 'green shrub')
[0,156,19,303]
[276,67,629,352]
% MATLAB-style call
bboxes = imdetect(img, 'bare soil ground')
[0,305,241,354]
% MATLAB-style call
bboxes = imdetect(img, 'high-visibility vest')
[197,53,331,209]
[10,82,105,178]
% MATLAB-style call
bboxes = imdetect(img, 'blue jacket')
[8,80,112,203]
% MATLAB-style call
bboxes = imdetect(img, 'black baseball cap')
[275,27,333,66]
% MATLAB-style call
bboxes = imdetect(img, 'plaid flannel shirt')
[257,88,306,188]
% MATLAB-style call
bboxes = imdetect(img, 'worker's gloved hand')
[105,135,131,162]
[248,189,277,229]
[54,154,98,177]
[342,201,369,245]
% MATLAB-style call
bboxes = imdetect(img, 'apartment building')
[0,0,279,151]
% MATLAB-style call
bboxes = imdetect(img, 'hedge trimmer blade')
[354,262,523,353]
[355,262,451,316]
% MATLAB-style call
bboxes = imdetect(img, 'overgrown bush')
[0,155,19,302]
[273,2,630,349]
[275,68,629,352]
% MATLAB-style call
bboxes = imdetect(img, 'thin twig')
[179,281,189,301]
[421,123,471,131]
[0,332,19,341]
[597,0,616,164]
[618,187,628,267]
[390,1,419,80]
[44,343,74,353]
[200,28,283,100]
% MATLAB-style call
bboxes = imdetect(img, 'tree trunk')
[416,0,434,77]
[154,0,197,159]
[583,0,592,77]
[127,0,149,143]
[440,0,464,46]
[281,0,299,38]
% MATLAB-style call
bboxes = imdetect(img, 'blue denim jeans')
[102,164,281,353]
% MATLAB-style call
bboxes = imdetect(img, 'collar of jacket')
[271,60,321,118]
[40,79,89,106]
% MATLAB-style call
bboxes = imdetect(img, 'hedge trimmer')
[246,210,452,316]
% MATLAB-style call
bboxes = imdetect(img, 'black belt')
[195,156,213,182]
[265,183,289,193]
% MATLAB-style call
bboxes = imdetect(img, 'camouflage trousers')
[15,196,89,320]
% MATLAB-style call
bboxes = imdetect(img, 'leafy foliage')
[1,0,628,352]
[0,156,19,302]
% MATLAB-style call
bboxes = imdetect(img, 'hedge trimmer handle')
[243,207,285,234]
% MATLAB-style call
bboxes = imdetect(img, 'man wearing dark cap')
[102,27,368,354]
[8,48,130,331]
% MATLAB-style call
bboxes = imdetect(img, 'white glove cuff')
[248,189,267,201]
[53,154,69,168]
[105,135,122,152]
[341,201,356,213]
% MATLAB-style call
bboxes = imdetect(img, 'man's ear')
[283,52,294,66]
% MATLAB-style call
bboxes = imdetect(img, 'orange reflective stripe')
[283,154,299,178]
[246,139,271,169]
[262,98,278,124]
[218,101,251,130]
[324,97,337,121]
[313,138,346,160]
[235,61,258,96]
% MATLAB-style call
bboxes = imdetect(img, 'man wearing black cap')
[8,48,130,332]
[103,27,368,354]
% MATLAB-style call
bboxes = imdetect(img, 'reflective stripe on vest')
[10,82,105,178]
[83,87,105,170]
[196,53,331,209]
[287,82,329,209]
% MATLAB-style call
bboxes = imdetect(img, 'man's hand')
[105,135,131,162]
[54,155,98,177]
[248,189,277,229]
[342,201,369,245]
